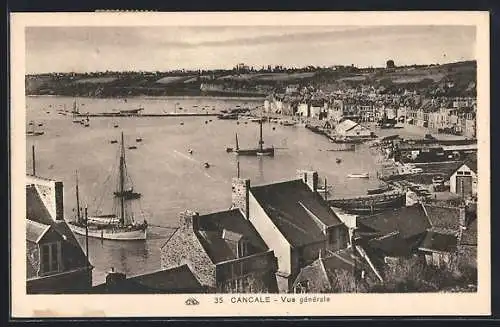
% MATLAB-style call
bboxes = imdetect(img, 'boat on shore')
[328,192,405,214]
[366,184,391,195]
[348,173,369,179]
[233,120,275,156]
[68,132,148,241]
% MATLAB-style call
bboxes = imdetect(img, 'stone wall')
[160,210,216,288]
[231,178,250,218]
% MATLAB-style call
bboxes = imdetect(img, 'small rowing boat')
[347,173,369,179]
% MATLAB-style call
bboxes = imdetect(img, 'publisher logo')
[185,297,200,305]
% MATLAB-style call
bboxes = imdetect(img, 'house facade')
[26,176,92,294]
[449,156,477,198]
[231,170,349,293]
[160,209,278,293]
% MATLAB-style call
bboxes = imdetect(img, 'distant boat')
[136,138,142,142]
[110,140,118,144]
[118,108,144,116]
[233,120,274,157]
[336,158,342,164]
[204,162,210,168]
[317,185,333,193]
[128,145,137,150]
[367,185,391,195]
[180,122,184,125]
[188,149,193,154]
[114,124,119,128]
[26,121,44,136]
[348,173,369,179]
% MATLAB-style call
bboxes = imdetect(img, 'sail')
[113,132,141,226]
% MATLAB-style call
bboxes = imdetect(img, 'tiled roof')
[461,218,477,246]
[423,205,461,231]
[26,219,50,243]
[196,209,269,263]
[26,185,54,225]
[92,265,204,294]
[250,179,343,247]
[366,232,423,257]
[419,231,458,253]
[357,205,431,240]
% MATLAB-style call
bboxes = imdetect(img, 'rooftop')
[250,179,343,247]
[423,204,462,231]
[195,209,269,263]
[419,231,458,253]
[357,204,431,240]
[92,265,205,294]
[26,185,54,225]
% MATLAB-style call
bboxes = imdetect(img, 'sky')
[25,25,476,74]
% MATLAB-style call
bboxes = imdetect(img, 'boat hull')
[68,223,147,241]
[348,174,369,178]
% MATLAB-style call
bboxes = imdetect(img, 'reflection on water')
[26,96,387,284]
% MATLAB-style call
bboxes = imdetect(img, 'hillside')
[25,61,476,98]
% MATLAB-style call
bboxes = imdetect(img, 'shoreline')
[26,94,266,101]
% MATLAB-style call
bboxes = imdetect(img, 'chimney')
[179,210,200,231]
[297,170,318,192]
[231,178,250,219]
[54,181,64,221]
[105,267,126,292]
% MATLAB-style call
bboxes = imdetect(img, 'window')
[40,242,61,274]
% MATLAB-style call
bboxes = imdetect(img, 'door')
[456,175,472,198]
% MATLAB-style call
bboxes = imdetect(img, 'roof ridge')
[317,256,332,290]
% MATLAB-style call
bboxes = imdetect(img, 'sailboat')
[68,132,148,241]
[233,120,275,156]
[72,99,81,123]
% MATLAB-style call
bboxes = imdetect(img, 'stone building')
[26,176,92,294]
[231,170,349,293]
[160,208,279,293]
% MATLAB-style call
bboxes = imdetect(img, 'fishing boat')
[136,138,142,142]
[347,173,369,179]
[233,120,275,156]
[336,158,342,164]
[68,133,148,241]
[71,100,81,123]
[367,184,391,195]
[118,108,144,116]
[128,145,138,150]
[110,140,118,144]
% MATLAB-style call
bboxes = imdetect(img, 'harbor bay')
[26,95,389,284]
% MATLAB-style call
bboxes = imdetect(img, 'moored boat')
[233,120,275,157]
[347,173,369,179]
[68,132,148,241]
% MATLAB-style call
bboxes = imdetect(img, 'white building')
[449,156,477,198]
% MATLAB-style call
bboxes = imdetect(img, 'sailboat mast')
[258,120,264,151]
[76,171,81,223]
[31,145,36,176]
[119,132,125,225]
[235,133,239,151]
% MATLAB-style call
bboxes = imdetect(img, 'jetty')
[75,112,219,118]
[327,191,405,214]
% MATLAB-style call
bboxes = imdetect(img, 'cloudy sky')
[25,25,476,73]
